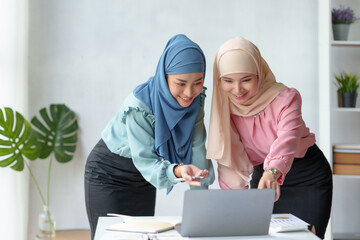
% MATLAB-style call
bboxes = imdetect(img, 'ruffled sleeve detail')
[199,86,207,107]
[121,107,156,128]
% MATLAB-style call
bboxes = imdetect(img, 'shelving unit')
[334,107,360,112]
[319,1,360,239]
[331,40,360,46]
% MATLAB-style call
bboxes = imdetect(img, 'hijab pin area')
[253,112,261,118]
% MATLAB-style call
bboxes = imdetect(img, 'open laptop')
[175,189,275,237]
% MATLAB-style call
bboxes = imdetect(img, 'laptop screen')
[179,189,275,237]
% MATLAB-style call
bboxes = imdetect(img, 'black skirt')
[84,139,156,240]
[250,144,333,239]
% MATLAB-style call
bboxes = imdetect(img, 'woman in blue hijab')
[84,34,215,239]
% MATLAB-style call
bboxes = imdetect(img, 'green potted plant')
[334,71,360,107]
[332,5,360,40]
[0,104,79,238]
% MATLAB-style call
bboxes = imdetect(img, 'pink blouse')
[230,88,315,184]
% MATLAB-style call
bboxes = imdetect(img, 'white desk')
[94,216,320,240]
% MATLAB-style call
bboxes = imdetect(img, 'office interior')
[1,0,360,240]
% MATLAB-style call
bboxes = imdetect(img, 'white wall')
[27,0,319,237]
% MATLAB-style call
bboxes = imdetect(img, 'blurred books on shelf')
[333,144,360,175]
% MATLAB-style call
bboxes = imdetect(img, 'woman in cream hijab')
[207,37,332,239]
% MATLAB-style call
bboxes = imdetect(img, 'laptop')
[176,189,275,237]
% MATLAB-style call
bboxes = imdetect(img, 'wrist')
[264,168,281,180]
[174,163,184,178]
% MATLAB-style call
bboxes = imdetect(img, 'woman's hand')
[258,171,281,202]
[174,164,209,186]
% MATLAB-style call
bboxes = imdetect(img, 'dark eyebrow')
[175,77,203,82]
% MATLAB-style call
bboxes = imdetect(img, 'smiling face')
[220,73,258,104]
[167,72,204,108]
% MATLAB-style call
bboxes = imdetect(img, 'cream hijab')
[207,37,287,182]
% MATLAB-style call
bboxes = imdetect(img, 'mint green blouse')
[101,92,214,191]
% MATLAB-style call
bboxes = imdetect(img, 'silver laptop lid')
[180,189,275,237]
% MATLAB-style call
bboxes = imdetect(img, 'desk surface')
[95,216,320,240]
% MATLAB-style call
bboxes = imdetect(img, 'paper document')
[270,213,309,233]
[100,231,145,240]
[105,215,177,234]
[147,233,181,240]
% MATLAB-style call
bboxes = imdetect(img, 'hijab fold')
[134,34,206,165]
[207,37,287,183]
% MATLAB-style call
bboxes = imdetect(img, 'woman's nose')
[184,86,193,96]
[233,83,243,94]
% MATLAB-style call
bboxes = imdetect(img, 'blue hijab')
[133,34,206,164]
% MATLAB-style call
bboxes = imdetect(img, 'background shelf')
[334,107,360,112]
[332,41,360,47]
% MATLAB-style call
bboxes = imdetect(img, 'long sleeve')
[231,88,315,184]
[263,90,310,183]
[189,104,215,189]
[125,105,214,190]
[125,108,178,190]
[103,92,214,191]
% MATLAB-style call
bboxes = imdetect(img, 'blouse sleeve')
[125,89,214,191]
[263,90,306,184]
[124,108,178,190]
[189,103,215,190]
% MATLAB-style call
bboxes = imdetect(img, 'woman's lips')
[180,96,193,102]
[233,92,247,100]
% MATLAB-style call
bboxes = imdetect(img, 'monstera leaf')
[31,104,78,163]
[0,107,41,171]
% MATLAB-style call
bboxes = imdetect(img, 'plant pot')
[36,205,56,239]
[341,92,358,108]
[332,24,350,41]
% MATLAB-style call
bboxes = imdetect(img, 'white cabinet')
[332,175,360,239]
[319,0,360,239]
